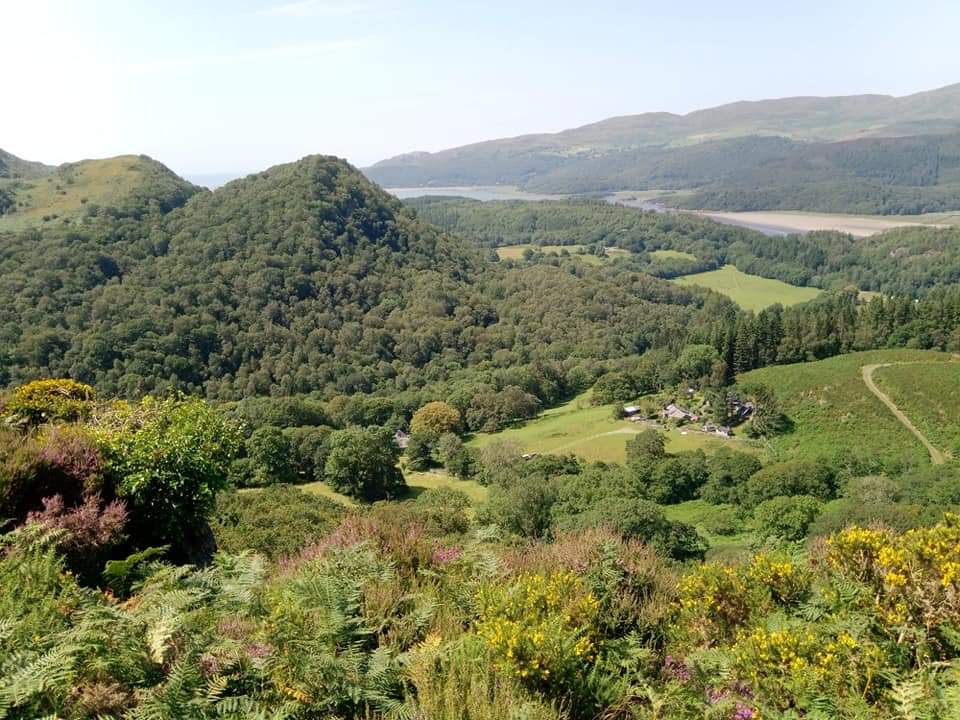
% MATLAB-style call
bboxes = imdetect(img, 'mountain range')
[365,83,960,214]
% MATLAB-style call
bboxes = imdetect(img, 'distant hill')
[366,83,960,214]
[0,148,55,179]
[0,153,199,231]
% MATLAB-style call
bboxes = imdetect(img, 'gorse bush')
[3,378,95,425]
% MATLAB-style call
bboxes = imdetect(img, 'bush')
[97,396,244,548]
[3,379,94,425]
[284,425,333,481]
[211,485,343,559]
[482,475,558,539]
[324,426,406,501]
[753,495,823,541]
[476,571,600,699]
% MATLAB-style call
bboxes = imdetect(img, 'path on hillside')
[861,363,949,465]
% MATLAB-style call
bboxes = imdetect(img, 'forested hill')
[0,154,726,400]
[365,84,960,214]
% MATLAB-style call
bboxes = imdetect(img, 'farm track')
[861,362,951,465]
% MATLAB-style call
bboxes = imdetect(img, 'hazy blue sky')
[4,0,960,178]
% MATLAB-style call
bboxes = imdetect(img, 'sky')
[3,0,960,179]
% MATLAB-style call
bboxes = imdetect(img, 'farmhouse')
[662,402,698,422]
[703,422,733,437]
[732,400,755,422]
[393,429,411,449]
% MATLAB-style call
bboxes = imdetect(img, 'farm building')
[662,403,698,422]
[393,429,411,449]
[623,404,641,417]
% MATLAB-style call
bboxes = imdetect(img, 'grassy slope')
[650,249,697,260]
[0,155,183,231]
[872,361,960,457]
[671,264,822,312]
[739,349,954,469]
[466,393,759,464]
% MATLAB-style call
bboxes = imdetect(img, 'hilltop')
[367,83,960,214]
[0,153,199,231]
[0,148,55,179]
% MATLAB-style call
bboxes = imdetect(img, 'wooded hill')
[366,83,960,214]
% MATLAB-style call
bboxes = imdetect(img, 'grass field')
[662,499,754,561]
[739,349,955,470]
[495,244,629,265]
[671,264,822,312]
[650,249,697,261]
[467,393,758,464]
[872,361,960,457]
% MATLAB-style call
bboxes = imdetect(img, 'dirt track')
[861,363,949,465]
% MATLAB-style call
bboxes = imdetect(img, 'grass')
[495,244,629,265]
[662,499,755,561]
[650,249,697,261]
[296,469,489,507]
[467,392,757,464]
[739,349,955,470]
[699,209,959,237]
[872,361,960,457]
[0,156,162,231]
[670,264,822,312]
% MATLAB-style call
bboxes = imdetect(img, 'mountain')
[0,153,199,231]
[365,83,960,213]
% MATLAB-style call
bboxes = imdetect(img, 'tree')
[592,372,637,405]
[437,432,475,479]
[701,448,762,504]
[626,429,667,466]
[740,460,836,509]
[482,475,558,539]
[404,432,433,472]
[245,426,296,486]
[754,495,823,541]
[411,401,462,438]
[674,344,720,386]
[740,382,790,437]
[324,426,406,501]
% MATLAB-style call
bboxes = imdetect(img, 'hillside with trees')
[366,84,960,214]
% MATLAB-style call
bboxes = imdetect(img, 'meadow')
[670,263,822,311]
[739,349,954,470]
[296,469,489,507]
[495,244,630,264]
[649,249,697,260]
[872,360,960,458]
[466,392,757,464]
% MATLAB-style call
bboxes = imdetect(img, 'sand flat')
[701,210,948,238]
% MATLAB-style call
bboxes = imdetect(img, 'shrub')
[96,395,244,548]
[3,378,95,425]
[324,426,405,501]
[753,494,823,541]
[284,425,333,481]
[483,475,558,539]
[211,485,343,559]
[475,571,600,698]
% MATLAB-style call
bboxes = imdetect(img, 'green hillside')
[0,154,198,232]
[367,84,960,214]
[739,349,955,470]
[872,361,960,457]
[0,148,54,179]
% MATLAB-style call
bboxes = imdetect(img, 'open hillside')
[0,148,54,179]
[738,349,956,471]
[368,84,960,214]
[872,361,960,458]
[0,154,198,232]
[670,264,822,312]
